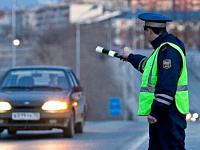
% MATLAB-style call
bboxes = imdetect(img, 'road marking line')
[128,132,149,150]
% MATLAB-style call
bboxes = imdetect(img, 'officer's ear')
[147,28,153,35]
[145,28,152,36]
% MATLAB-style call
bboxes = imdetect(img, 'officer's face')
[144,27,151,42]
[144,27,154,42]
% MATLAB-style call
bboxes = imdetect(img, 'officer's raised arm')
[118,52,148,73]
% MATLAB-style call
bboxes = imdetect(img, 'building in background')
[16,8,36,44]
[77,0,200,10]
[35,3,70,35]
[0,11,11,44]
[115,0,200,11]
[0,0,200,47]
[69,3,103,23]
[108,0,200,50]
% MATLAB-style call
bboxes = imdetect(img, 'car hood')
[0,90,70,107]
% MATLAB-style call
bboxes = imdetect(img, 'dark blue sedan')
[0,66,87,138]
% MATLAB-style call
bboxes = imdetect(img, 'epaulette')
[161,45,167,52]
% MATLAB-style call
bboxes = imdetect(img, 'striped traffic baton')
[95,46,123,59]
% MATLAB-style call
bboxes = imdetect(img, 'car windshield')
[0,69,69,90]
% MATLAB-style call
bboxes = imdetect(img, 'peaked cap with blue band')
[138,13,172,28]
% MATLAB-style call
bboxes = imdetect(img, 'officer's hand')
[118,51,131,61]
[147,115,157,124]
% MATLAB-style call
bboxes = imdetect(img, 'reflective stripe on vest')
[140,85,188,93]
[138,42,189,115]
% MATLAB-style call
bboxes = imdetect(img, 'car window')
[1,69,70,90]
[67,72,75,87]
[71,71,80,85]
[68,72,79,87]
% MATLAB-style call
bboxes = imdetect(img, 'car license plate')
[12,112,40,121]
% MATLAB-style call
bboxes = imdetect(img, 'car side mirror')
[71,86,83,101]
[73,86,83,92]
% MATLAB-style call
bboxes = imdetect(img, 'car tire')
[75,110,85,133]
[8,129,17,135]
[63,114,74,138]
[75,122,83,133]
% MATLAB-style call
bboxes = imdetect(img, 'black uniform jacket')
[127,31,186,119]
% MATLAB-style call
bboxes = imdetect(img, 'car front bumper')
[0,109,72,131]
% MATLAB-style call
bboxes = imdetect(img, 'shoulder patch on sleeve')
[163,59,171,69]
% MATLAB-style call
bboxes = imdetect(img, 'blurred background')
[0,0,200,121]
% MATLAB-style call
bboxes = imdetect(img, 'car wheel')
[75,122,83,133]
[75,110,85,133]
[63,114,75,138]
[8,129,17,135]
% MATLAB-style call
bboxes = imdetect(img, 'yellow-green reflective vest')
[138,42,189,115]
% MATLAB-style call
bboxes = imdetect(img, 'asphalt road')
[0,120,199,150]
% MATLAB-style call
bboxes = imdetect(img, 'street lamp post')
[12,0,16,67]
[76,22,81,79]
[75,5,98,79]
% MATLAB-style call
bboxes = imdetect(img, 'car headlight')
[0,102,12,111]
[42,101,68,111]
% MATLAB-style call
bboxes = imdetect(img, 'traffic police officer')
[118,13,189,150]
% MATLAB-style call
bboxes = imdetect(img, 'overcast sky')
[0,0,63,10]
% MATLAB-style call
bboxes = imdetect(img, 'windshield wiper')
[31,86,63,91]
[1,86,65,91]
[1,86,33,90]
